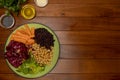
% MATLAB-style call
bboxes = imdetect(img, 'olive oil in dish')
[21,4,36,19]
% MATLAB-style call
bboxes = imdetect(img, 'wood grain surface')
[0,0,120,80]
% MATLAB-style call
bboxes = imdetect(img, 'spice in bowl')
[0,14,15,29]
[34,0,48,7]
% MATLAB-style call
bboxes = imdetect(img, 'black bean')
[34,28,55,49]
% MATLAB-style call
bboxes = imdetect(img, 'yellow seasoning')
[21,5,36,19]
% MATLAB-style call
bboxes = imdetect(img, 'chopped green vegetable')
[0,0,27,15]
[16,54,45,74]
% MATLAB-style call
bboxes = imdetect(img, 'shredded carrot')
[27,39,35,45]
[31,27,35,35]
[24,24,31,36]
[12,38,26,44]
[17,28,28,35]
[11,24,35,45]
[14,31,30,39]
[12,34,29,41]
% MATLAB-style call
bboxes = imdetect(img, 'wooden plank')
[33,4,120,17]
[0,73,120,80]
[1,4,120,17]
[1,2,120,17]
[60,44,120,59]
[51,59,120,73]
[55,31,120,44]
[1,31,120,45]
[48,0,120,4]
[52,73,120,80]
[12,17,120,31]
[0,44,5,54]
[1,59,120,74]
[29,0,120,4]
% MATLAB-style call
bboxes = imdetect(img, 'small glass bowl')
[0,14,15,29]
[21,4,36,19]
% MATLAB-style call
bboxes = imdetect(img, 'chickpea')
[30,43,53,65]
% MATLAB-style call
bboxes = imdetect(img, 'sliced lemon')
[21,5,36,19]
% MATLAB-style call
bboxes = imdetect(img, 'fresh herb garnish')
[0,0,27,15]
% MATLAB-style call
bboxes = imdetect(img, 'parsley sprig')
[0,0,27,15]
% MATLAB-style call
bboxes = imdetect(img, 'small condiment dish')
[21,4,36,19]
[0,14,15,29]
[34,0,48,7]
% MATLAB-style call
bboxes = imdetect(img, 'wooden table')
[0,0,120,80]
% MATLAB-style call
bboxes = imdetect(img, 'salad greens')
[16,53,45,74]
[0,0,27,15]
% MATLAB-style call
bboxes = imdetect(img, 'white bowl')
[0,14,15,29]
[34,0,48,7]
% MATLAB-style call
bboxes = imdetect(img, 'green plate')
[4,23,60,78]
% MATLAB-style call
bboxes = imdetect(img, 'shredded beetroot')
[5,40,29,68]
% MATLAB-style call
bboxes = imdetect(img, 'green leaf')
[5,10,10,16]
[16,53,45,74]
[23,68,29,74]
[20,0,27,4]
[0,0,28,15]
